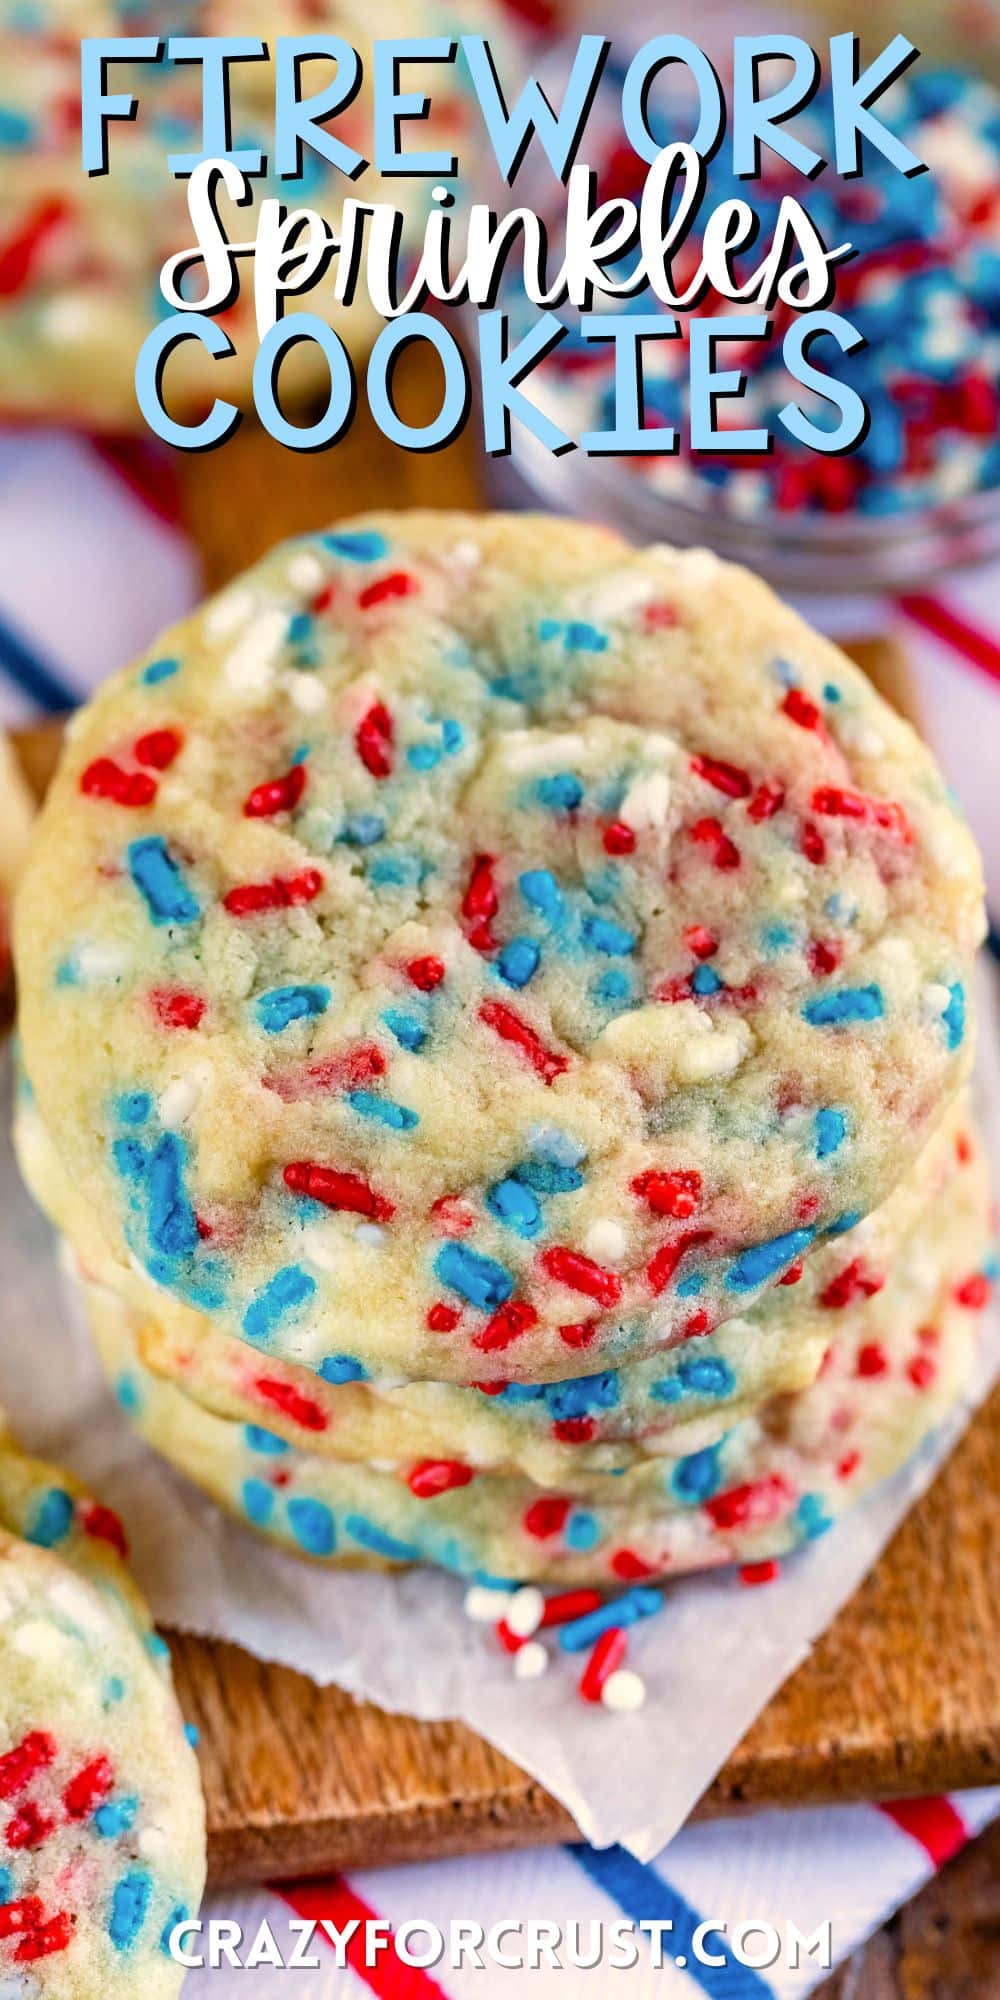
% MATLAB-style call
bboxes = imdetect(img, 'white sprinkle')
[923,981,952,1018]
[513,1640,549,1681]
[584,1218,627,1265]
[354,1224,385,1248]
[444,539,482,570]
[288,674,327,714]
[464,1585,512,1624]
[41,294,103,343]
[12,1620,71,1666]
[581,570,656,622]
[601,1668,647,1712]
[74,941,130,985]
[286,550,326,593]
[159,1074,203,1130]
[222,607,287,695]
[506,1585,544,1639]
[204,586,253,641]
[139,1826,168,1860]
[620,769,671,829]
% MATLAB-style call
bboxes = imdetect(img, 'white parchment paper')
[2,962,997,1863]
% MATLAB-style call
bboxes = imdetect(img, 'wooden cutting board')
[12,382,1000,1883]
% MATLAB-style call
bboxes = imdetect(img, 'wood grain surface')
[10,385,999,1883]
[817,1817,1000,2000]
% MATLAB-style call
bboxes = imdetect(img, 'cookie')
[26,1087,975,1482]
[1,735,34,1008]
[81,1127,993,1586]
[15,515,984,1389]
[0,3,504,429]
[0,1440,204,1995]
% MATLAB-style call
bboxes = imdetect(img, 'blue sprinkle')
[490,671,538,704]
[762,922,794,954]
[547,1371,619,1419]
[519,869,565,924]
[115,1373,140,1415]
[486,1177,543,1238]
[287,611,312,644]
[323,529,387,562]
[141,656,179,686]
[796,1493,833,1541]
[941,981,965,1051]
[537,618,561,640]
[287,1497,336,1556]
[128,838,199,928]
[340,813,385,846]
[726,1227,817,1291]
[514,1155,583,1195]
[671,1444,722,1503]
[29,1488,74,1548]
[815,1108,848,1159]
[160,1907,188,1957]
[344,1515,418,1563]
[595,968,632,1005]
[94,1797,138,1839]
[320,1354,368,1384]
[566,621,607,652]
[827,1210,862,1235]
[652,1355,736,1401]
[118,1091,152,1127]
[0,107,35,147]
[537,772,584,811]
[109,1871,152,1951]
[803,985,885,1027]
[564,1511,601,1551]
[408,742,442,771]
[147,1633,169,1663]
[184,1724,199,1748]
[558,1587,663,1652]
[675,1272,705,1297]
[146,1133,199,1259]
[244,1425,289,1456]
[346,1091,419,1131]
[103,1676,126,1707]
[369,853,425,888]
[691,964,722,995]
[434,1242,514,1310]
[441,720,464,753]
[823,682,842,703]
[582,916,636,957]
[382,1008,427,1052]
[0,1868,12,1904]
[255,985,330,1033]
[243,1265,316,1343]
[242,1479,275,1526]
[497,937,540,989]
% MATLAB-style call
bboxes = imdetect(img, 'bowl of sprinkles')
[489,50,1000,591]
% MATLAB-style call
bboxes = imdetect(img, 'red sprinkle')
[496,1619,526,1654]
[539,1589,602,1628]
[408,1459,475,1499]
[684,924,718,960]
[406,955,446,991]
[559,1319,599,1349]
[427,1302,460,1333]
[778,1261,803,1287]
[358,571,418,611]
[746,780,785,822]
[907,1354,936,1390]
[254,1376,328,1434]
[811,786,912,842]
[610,1549,655,1581]
[243,764,306,818]
[462,854,500,953]
[682,1309,710,1338]
[0,1734,54,1802]
[6,1802,55,1851]
[80,758,156,809]
[223,868,323,916]
[856,1342,889,1378]
[150,987,206,1032]
[705,1475,792,1531]
[837,1451,861,1481]
[955,1272,991,1310]
[540,1246,621,1308]
[820,1258,885,1310]
[689,817,740,870]
[579,1628,627,1702]
[800,820,826,865]
[646,1229,711,1297]
[691,753,752,799]
[134,728,182,771]
[478,1001,569,1085]
[740,1560,780,1586]
[283,1161,393,1222]
[428,1194,474,1237]
[355,702,394,778]
[0,200,69,297]
[523,1496,572,1540]
[552,1416,595,1445]
[80,1503,129,1560]
[603,821,636,855]
[474,1298,539,1352]
[807,938,842,977]
[644,600,678,630]
[631,1168,701,1219]
[267,1043,386,1103]
[62,1756,113,1821]
[14,1911,74,1964]
[782,687,822,731]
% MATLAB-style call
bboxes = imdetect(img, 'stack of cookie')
[13,512,994,1588]
[0,1422,204,1989]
